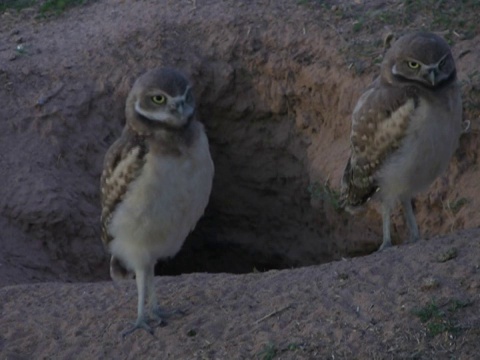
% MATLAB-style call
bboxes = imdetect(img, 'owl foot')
[377,241,392,252]
[408,235,420,244]
[151,307,185,324]
[122,318,154,338]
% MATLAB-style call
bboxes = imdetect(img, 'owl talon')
[151,307,185,321]
[122,319,154,338]
[377,242,392,251]
[408,235,419,243]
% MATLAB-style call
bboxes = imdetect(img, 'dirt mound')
[1,0,480,358]
[1,0,478,287]
[1,230,479,358]
[1,0,347,284]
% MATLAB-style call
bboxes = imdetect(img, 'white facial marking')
[135,100,171,122]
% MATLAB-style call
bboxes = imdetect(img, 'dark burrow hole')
[151,74,381,276]
[155,235,290,276]
[150,58,431,277]
[155,207,301,276]
[151,135,376,277]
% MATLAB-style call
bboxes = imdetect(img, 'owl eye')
[407,61,420,69]
[438,58,446,68]
[151,95,166,104]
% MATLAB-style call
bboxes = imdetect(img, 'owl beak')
[169,100,184,114]
[427,69,437,86]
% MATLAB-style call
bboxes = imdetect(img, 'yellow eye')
[407,61,420,69]
[151,95,166,104]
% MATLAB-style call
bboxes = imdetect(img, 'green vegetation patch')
[413,298,473,337]
[0,0,36,12]
[308,180,342,212]
[0,0,90,15]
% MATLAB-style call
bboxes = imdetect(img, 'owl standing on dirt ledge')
[340,32,462,251]
[100,68,214,336]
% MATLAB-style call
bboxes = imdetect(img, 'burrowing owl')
[100,68,214,336]
[341,32,462,251]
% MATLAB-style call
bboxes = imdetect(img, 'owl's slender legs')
[379,198,419,251]
[379,202,392,251]
[122,267,153,337]
[147,269,184,321]
[402,198,419,243]
[146,265,157,310]
[122,262,184,337]
[146,266,169,324]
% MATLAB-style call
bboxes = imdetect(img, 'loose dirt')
[0,0,479,358]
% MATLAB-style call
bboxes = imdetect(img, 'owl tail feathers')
[340,157,377,214]
[342,201,368,215]
[110,256,134,281]
[339,191,368,215]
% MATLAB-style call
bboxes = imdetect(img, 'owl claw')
[377,241,392,252]
[151,307,185,323]
[122,319,154,338]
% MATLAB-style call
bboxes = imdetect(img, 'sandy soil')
[0,0,479,358]
[2,231,480,359]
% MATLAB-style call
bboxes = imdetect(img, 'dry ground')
[0,0,480,358]
[2,231,480,359]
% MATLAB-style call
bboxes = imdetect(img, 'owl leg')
[402,198,419,243]
[378,202,392,251]
[122,267,153,337]
[145,266,169,325]
[147,274,184,322]
[146,263,157,310]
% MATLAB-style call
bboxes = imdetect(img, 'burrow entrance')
[152,60,385,277]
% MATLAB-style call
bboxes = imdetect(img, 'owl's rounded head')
[381,32,456,88]
[126,68,195,132]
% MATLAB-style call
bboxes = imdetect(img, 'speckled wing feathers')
[100,129,148,247]
[341,82,418,207]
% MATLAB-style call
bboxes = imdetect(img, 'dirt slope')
[1,0,479,284]
[0,0,480,358]
[2,230,480,359]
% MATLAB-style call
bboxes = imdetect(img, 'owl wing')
[100,128,148,247]
[341,79,418,207]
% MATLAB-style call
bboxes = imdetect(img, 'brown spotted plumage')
[100,68,214,336]
[342,84,417,206]
[341,32,462,250]
[101,130,148,279]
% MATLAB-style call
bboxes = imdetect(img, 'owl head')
[125,68,195,133]
[381,32,456,88]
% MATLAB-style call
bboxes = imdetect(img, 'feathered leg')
[402,198,420,243]
[379,202,393,251]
